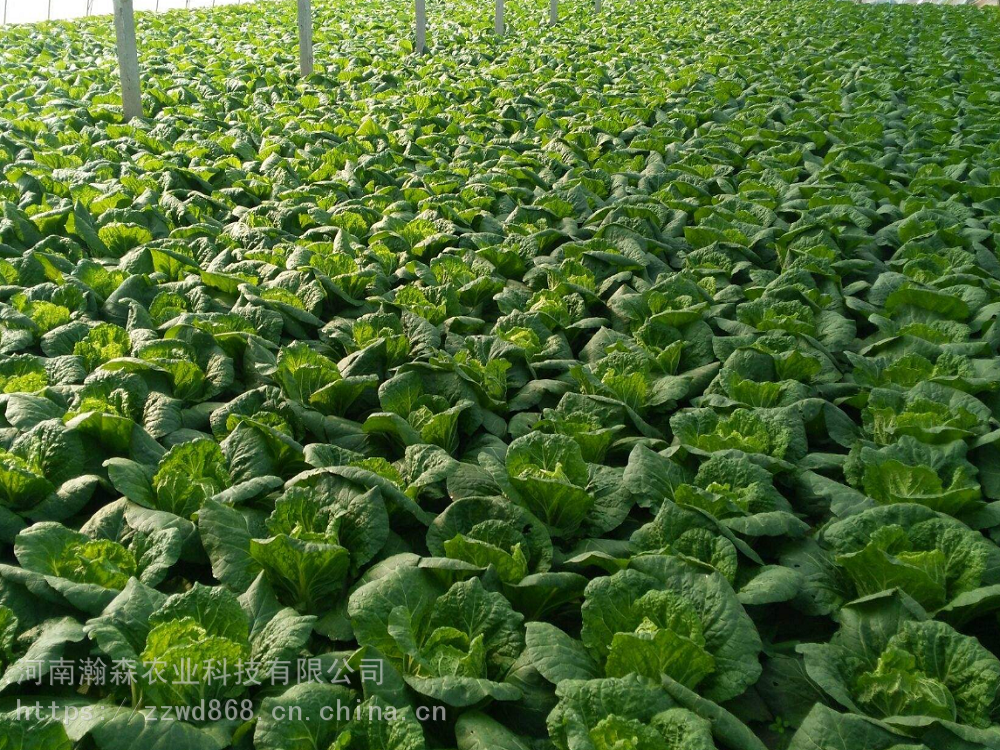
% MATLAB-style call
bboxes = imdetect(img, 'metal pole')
[2,0,7,25]
[495,0,503,34]
[549,0,557,25]
[47,0,51,19]
[414,0,425,54]
[113,0,143,121]
[595,0,601,10]
[297,0,313,75]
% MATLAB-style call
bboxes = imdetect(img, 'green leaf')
[525,621,602,684]
[456,712,532,750]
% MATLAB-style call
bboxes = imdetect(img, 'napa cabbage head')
[845,437,982,518]
[800,595,1000,730]
[526,555,761,703]
[86,579,313,710]
[670,406,808,465]
[820,504,1000,614]
[250,479,389,613]
[426,496,552,585]
[348,562,525,707]
[547,676,717,750]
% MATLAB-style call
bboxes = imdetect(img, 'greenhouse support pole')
[495,0,503,35]
[595,0,601,10]
[549,0,557,25]
[415,0,426,54]
[113,0,143,121]
[297,0,313,76]
[2,0,6,25]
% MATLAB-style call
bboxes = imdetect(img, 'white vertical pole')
[113,0,143,121]
[47,0,51,19]
[414,0,425,54]
[2,0,7,24]
[495,0,503,34]
[297,0,313,76]
[549,0,557,25]
[595,0,601,10]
